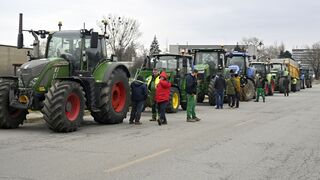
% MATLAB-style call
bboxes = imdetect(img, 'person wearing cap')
[148,68,160,121]
[155,71,171,125]
[129,76,148,125]
[186,69,201,122]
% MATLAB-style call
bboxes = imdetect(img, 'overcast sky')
[1,0,320,51]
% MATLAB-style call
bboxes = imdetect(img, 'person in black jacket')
[186,69,201,122]
[129,76,148,125]
[214,74,226,109]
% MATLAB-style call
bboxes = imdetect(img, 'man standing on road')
[226,72,236,108]
[255,75,266,103]
[148,68,160,121]
[234,73,241,108]
[129,76,148,125]
[214,74,226,109]
[186,69,201,122]
[155,71,171,126]
[283,76,290,97]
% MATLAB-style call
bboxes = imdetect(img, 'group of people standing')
[129,68,201,126]
[214,70,241,109]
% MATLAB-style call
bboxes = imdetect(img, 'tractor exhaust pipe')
[17,13,24,49]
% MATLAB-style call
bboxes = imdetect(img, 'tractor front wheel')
[166,87,180,113]
[91,69,130,124]
[240,79,255,101]
[208,78,216,106]
[42,81,85,132]
[0,80,27,129]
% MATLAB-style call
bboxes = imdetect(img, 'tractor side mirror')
[90,32,98,48]
[111,54,118,62]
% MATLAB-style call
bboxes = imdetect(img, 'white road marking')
[234,119,256,127]
[105,148,172,173]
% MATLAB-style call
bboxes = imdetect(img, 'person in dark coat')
[129,76,148,125]
[155,71,171,125]
[283,76,290,97]
[186,69,201,122]
[214,74,226,109]
[226,73,236,108]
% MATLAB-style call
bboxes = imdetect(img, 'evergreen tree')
[149,36,161,56]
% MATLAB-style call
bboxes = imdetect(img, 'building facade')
[0,45,31,75]
[292,49,312,65]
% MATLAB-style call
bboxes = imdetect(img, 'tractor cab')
[250,62,268,78]
[193,49,226,80]
[225,52,255,79]
[46,30,107,74]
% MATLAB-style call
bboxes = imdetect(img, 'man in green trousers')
[255,75,266,103]
[186,69,201,122]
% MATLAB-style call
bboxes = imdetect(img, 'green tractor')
[0,13,131,132]
[193,49,226,106]
[250,62,276,96]
[136,54,193,113]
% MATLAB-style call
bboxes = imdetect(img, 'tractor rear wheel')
[181,102,187,110]
[0,80,27,129]
[42,81,85,132]
[240,79,255,101]
[166,87,180,113]
[196,93,205,103]
[208,78,216,106]
[91,69,130,124]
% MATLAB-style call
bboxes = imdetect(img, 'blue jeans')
[157,101,168,122]
[215,90,224,109]
[129,100,145,122]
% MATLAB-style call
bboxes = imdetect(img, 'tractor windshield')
[271,64,283,71]
[195,52,219,68]
[226,56,245,70]
[47,32,82,59]
[154,56,177,70]
[251,64,266,74]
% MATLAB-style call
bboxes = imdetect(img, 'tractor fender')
[103,63,130,82]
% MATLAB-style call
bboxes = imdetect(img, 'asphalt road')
[1,85,320,180]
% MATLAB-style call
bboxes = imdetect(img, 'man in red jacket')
[155,71,171,126]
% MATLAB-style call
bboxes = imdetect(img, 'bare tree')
[99,15,142,61]
[305,42,320,79]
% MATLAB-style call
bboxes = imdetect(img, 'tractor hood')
[18,59,51,87]
[194,64,209,73]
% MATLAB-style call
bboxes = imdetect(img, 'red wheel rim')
[271,81,275,93]
[65,93,80,121]
[112,82,126,113]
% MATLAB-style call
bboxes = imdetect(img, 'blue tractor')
[225,52,257,101]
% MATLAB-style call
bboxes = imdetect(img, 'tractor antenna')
[83,22,86,29]
[102,20,108,36]
[58,21,62,31]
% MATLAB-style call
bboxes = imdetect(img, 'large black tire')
[0,80,28,129]
[42,81,85,132]
[166,87,180,113]
[181,102,187,110]
[208,78,216,106]
[240,79,255,101]
[196,93,205,103]
[279,77,285,93]
[91,69,130,124]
